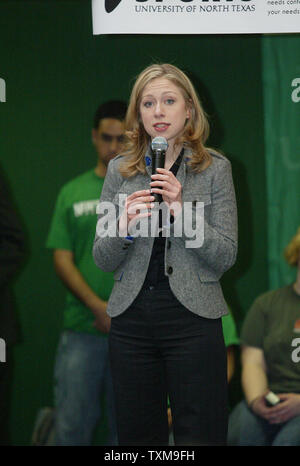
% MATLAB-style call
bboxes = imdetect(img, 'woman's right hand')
[118,189,155,236]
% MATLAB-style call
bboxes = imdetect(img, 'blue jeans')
[228,400,300,446]
[54,330,118,446]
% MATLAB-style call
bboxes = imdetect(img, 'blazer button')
[167,240,171,249]
[167,266,173,275]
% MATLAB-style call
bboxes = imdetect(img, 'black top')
[142,149,183,290]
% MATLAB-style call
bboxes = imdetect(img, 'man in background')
[46,101,127,446]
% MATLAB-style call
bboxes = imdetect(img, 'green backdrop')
[263,35,300,290]
[0,1,275,445]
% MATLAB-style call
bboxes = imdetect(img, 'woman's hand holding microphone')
[150,168,183,218]
[118,169,183,237]
[118,189,155,237]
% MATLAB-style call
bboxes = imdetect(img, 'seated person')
[228,227,300,446]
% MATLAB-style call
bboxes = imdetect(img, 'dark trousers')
[109,288,228,446]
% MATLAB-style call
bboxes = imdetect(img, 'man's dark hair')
[93,100,127,130]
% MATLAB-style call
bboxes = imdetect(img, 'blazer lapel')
[175,146,192,191]
[176,151,188,190]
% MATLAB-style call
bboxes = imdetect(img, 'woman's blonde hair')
[284,227,300,267]
[119,63,212,177]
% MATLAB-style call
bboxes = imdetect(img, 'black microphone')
[151,137,168,203]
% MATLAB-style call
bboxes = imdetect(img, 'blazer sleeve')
[93,157,134,272]
[172,156,238,279]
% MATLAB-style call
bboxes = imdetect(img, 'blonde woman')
[93,64,238,446]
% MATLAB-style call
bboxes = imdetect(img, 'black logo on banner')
[105,0,122,13]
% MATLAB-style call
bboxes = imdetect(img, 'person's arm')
[241,345,268,404]
[0,178,25,287]
[241,345,276,419]
[93,157,136,272]
[53,249,110,333]
[222,311,239,383]
[226,346,235,383]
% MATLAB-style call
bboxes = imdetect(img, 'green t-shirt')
[241,284,300,394]
[222,310,239,348]
[46,169,114,336]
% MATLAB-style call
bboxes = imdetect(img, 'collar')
[144,144,191,175]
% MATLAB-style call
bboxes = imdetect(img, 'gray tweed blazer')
[93,146,238,319]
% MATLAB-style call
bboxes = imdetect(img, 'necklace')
[167,147,184,169]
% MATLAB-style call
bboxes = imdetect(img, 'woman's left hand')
[150,168,182,217]
[267,393,300,424]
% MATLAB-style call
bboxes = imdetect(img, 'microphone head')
[151,137,168,153]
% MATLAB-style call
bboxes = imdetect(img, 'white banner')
[92,0,300,35]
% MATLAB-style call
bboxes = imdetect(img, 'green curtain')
[263,35,300,290]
